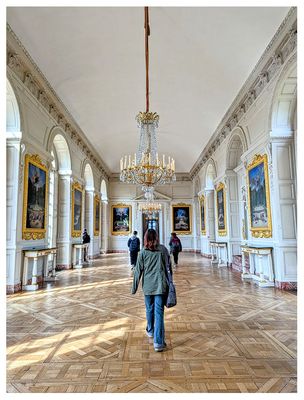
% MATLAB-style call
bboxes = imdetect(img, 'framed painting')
[111,204,131,235]
[172,204,192,234]
[199,195,206,235]
[71,181,83,237]
[216,182,227,236]
[247,154,272,238]
[94,195,100,236]
[22,154,48,240]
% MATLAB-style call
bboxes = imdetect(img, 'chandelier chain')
[119,7,176,190]
[145,7,150,113]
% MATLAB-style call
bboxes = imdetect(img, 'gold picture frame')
[71,181,83,238]
[22,154,49,240]
[172,203,192,235]
[199,194,206,235]
[111,204,132,235]
[94,195,101,236]
[216,182,227,236]
[246,154,272,238]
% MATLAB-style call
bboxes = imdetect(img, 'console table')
[210,241,228,268]
[72,243,89,269]
[241,246,275,287]
[22,247,57,291]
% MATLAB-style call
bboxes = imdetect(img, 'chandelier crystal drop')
[119,7,176,191]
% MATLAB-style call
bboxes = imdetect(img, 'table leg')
[241,251,252,280]
[24,256,39,291]
[52,254,57,278]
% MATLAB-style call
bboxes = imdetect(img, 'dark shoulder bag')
[165,256,177,308]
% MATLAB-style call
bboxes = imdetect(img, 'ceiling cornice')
[190,7,297,180]
[6,23,110,180]
[110,172,191,183]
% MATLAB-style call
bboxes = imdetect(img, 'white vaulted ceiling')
[7,7,289,172]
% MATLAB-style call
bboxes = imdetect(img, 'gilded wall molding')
[6,24,109,181]
[190,7,297,179]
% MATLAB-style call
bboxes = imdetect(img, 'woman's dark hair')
[144,229,159,251]
[171,232,177,238]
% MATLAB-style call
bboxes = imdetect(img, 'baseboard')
[6,282,22,295]
[106,250,128,254]
[56,264,72,271]
[275,281,297,291]
[201,253,212,259]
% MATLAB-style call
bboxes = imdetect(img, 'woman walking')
[169,232,182,268]
[131,229,171,352]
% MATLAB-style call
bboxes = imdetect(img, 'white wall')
[108,180,195,252]
[193,54,297,288]
[6,68,109,293]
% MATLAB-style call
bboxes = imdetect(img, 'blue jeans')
[144,294,166,348]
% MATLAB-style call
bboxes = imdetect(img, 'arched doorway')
[83,162,96,259]
[225,128,247,268]
[6,78,22,293]
[201,160,216,257]
[268,57,297,288]
[50,132,72,269]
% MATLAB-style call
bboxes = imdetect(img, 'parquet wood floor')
[7,253,297,393]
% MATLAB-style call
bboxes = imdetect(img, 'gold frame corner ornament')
[246,153,272,239]
[94,195,101,236]
[171,203,192,235]
[22,154,48,240]
[199,195,206,235]
[111,203,132,236]
[216,182,227,237]
[71,181,83,238]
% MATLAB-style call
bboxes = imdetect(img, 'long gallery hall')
[5,4,297,396]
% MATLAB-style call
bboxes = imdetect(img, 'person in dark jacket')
[131,229,170,352]
[82,229,90,262]
[127,231,140,269]
[169,232,182,268]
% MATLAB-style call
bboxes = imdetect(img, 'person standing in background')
[82,228,91,262]
[169,232,182,269]
[128,231,140,270]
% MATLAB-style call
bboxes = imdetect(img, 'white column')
[193,195,200,252]
[204,189,215,257]
[6,135,21,292]
[101,200,109,253]
[271,138,297,286]
[225,170,241,264]
[56,173,72,268]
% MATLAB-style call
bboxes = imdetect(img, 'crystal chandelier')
[139,202,162,214]
[120,7,176,192]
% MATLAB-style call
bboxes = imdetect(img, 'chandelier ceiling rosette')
[119,7,176,193]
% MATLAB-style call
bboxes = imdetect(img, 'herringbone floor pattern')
[7,253,297,393]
